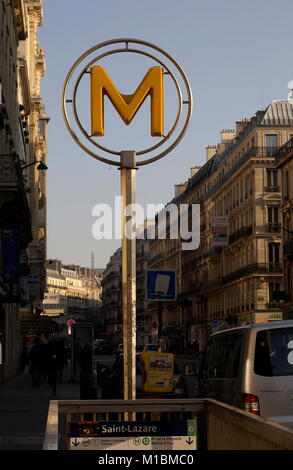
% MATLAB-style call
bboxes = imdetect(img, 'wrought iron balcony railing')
[204,146,280,201]
[222,263,282,285]
[228,226,253,245]
[264,186,280,193]
[266,223,281,233]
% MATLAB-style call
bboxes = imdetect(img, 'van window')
[205,333,244,379]
[254,328,293,377]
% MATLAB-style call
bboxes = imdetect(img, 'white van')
[198,320,293,427]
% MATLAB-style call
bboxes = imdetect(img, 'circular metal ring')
[62,38,193,167]
[71,48,182,157]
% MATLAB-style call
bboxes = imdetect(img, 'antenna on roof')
[288,79,293,104]
[91,252,94,270]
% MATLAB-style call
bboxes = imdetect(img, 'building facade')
[42,260,103,331]
[0,0,48,382]
[101,248,122,339]
[275,134,293,318]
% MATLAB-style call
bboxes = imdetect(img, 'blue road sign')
[146,270,176,301]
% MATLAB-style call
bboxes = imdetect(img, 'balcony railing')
[203,246,223,259]
[204,146,280,201]
[274,136,293,164]
[222,263,282,285]
[228,226,253,245]
[266,223,281,233]
[264,186,280,193]
[148,253,164,266]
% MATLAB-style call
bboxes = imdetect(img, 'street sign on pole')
[146,270,176,301]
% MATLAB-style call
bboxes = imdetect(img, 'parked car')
[100,353,187,399]
[94,339,114,355]
[198,320,293,427]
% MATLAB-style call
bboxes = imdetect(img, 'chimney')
[174,183,187,197]
[220,129,236,143]
[190,167,200,177]
[206,145,217,161]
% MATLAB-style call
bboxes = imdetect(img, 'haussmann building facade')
[148,99,293,353]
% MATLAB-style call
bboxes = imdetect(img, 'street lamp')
[21,160,48,171]
[0,153,48,171]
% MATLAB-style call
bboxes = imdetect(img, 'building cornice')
[17,58,31,115]
[26,0,43,26]
[13,0,27,40]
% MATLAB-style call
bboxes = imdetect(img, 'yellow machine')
[141,352,174,393]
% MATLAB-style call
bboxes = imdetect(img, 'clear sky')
[38,0,293,269]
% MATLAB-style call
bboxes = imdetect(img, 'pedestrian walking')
[55,338,67,383]
[47,339,58,396]
[28,336,42,388]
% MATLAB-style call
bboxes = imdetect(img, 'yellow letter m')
[91,66,164,137]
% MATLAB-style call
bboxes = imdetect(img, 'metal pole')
[120,151,137,419]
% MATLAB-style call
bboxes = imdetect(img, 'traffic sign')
[69,420,197,451]
[146,270,176,301]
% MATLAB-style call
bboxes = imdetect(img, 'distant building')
[42,260,103,330]
[101,248,122,338]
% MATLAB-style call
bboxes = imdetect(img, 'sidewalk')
[0,366,80,450]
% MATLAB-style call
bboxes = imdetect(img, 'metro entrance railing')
[43,398,293,450]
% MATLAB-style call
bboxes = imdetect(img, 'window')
[266,169,278,189]
[204,333,244,379]
[268,243,280,264]
[254,328,293,377]
[265,134,278,155]
[267,206,279,232]
[269,283,280,302]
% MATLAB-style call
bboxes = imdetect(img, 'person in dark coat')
[55,338,67,383]
[47,339,58,396]
[28,336,42,388]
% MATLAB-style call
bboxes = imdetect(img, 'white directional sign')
[69,420,197,451]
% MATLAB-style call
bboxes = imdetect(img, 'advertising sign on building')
[211,216,228,246]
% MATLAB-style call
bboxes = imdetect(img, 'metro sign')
[91,66,164,137]
[62,38,192,166]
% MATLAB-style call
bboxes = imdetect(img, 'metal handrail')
[43,397,293,450]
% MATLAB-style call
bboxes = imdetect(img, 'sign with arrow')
[71,438,79,448]
[69,420,197,450]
